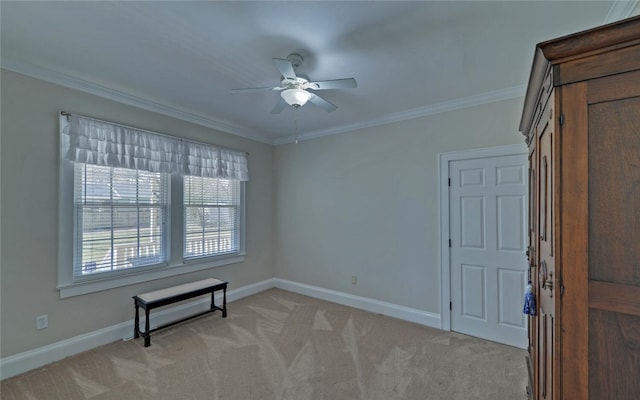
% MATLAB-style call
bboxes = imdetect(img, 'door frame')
[439,143,527,331]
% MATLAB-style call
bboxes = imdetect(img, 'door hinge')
[449,301,452,310]
[559,114,565,127]
[448,178,451,187]
[449,239,452,248]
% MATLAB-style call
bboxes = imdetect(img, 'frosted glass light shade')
[281,88,312,107]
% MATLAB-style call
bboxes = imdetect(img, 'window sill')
[57,255,244,298]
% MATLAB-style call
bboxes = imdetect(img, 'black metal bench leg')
[144,309,151,347]
[222,287,227,318]
[134,302,140,339]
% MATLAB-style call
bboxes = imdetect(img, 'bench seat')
[133,278,228,347]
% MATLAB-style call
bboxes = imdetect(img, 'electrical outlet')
[351,275,357,285]
[36,314,48,330]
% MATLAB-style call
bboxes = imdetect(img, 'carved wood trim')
[520,16,640,137]
[539,16,640,61]
[555,44,640,86]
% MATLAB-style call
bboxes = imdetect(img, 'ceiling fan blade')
[273,58,297,80]
[309,78,357,90]
[309,93,337,113]
[270,98,287,114]
[231,86,281,94]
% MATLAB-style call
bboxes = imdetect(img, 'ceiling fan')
[231,53,357,113]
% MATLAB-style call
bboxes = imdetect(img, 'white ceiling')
[1,1,635,144]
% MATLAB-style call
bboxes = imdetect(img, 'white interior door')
[449,153,528,348]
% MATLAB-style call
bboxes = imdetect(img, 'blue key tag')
[523,281,537,316]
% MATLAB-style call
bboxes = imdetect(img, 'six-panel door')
[449,154,528,348]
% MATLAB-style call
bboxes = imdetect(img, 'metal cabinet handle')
[545,272,553,292]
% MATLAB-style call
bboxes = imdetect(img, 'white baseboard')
[0,320,133,381]
[273,278,441,329]
[0,277,441,380]
[0,278,275,380]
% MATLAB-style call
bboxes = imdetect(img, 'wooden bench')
[133,278,228,347]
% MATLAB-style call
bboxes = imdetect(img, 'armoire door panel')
[528,149,537,253]
[527,146,539,400]
[588,96,640,285]
[539,311,554,399]
[537,110,556,400]
[586,71,640,400]
[540,155,548,242]
[537,97,554,259]
[588,309,640,400]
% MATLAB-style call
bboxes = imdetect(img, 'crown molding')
[603,0,639,24]
[1,59,273,145]
[3,58,526,147]
[273,84,526,145]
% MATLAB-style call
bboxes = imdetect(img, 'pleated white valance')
[61,114,248,181]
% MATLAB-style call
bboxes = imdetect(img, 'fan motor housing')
[281,76,311,90]
[286,53,303,68]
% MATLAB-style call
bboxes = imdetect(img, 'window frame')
[183,175,243,262]
[57,117,246,298]
[72,163,171,281]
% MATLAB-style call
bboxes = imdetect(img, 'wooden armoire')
[519,16,640,400]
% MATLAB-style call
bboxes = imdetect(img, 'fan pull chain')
[294,110,299,144]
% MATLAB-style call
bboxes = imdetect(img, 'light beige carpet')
[1,288,527,399]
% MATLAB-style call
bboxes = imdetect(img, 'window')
[184,176,241,260]
[58,113,248,297]
[74,164,169,278]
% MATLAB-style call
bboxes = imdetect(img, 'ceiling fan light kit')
[281,88,311,108]
[231,53,357,113]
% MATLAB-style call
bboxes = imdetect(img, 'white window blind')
[184,176,241,260]
[74,164,169,278]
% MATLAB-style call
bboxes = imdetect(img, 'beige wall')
[0,70,275,357]
[0,67,526,360]
[274,98,525,313]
